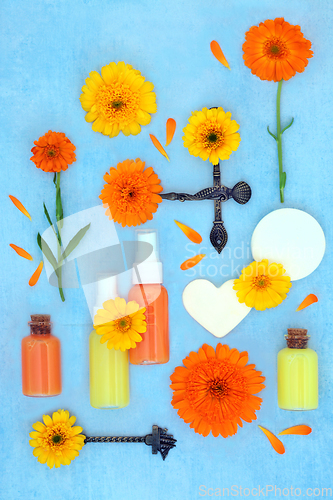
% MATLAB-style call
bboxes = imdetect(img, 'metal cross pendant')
[85,425,176,461]
[160,162,251,253]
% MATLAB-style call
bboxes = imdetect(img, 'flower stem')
[276,80,286,203]
[55,172,65,302]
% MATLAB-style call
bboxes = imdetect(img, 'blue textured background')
[1,0,333,498]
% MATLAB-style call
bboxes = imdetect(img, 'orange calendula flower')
[170,344,265,438]
[233,259,292,311]
[243,18,313,82]
[100,158,163,227]
[30,130,76,173]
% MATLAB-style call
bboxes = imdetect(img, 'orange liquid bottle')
[129,230,169,365]
[22,314,61,397]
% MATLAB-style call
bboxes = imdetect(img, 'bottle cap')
[93,274,118,317]
[132,230,163,284]
[285,328,310,349]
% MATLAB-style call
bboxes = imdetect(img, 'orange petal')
[278,425,312,436]
[258,426,285,455]
[165,118,176,146]
[210,40,231,70]
[29,261,43,286]
[9,244,33,261]
[180,254,205,270]
[149,134,170,161]
[174,220,202,244]
[296,294,318,311]
[9,195,31,220]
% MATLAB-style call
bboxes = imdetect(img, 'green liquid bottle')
[89,276,130,409]
[277,328,318,411]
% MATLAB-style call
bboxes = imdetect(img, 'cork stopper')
[285,328,309,349]
[29,314,51,335]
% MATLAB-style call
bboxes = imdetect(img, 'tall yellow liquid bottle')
[89,276,129,409]
[278,328,318,410]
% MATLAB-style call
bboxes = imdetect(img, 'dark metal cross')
[161,161,251,253]
[85,425,176,461]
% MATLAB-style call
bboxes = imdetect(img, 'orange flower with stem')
[170,343,265,438]
[31,131,89,301]
[243,18,313,202]
[100,158,163,227]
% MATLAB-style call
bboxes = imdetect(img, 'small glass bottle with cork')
[22,314,62,397]
[277,328,318,411]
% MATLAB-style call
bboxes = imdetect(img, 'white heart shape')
[182,279,252,338]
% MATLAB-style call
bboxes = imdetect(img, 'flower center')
[45,145,59,158]
[112,172,152,215]
[111,100,123,109]
[52,434,63,444]
[115,315,132,332]
[209,379,229,398]
[38,423,72,453]
[253,274,271,289]
[207,132,218,143]
[96,84,140,125]
[264,38,289,59]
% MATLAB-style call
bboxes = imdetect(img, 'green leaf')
[43,203,54,227]
[60,223,91,263]
[40,236,59,273]
[53,173,57,186]
[280,172,287,190]
[281,117,294,135]
[267,125,277,141]
[37,232,42,251]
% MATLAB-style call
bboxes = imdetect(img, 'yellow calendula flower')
[29,410,85,469]
[233,259,292,311]
[94,297,146,351]
[80,61,157,137]
[183,106,241,164]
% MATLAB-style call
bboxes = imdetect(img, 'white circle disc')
[251,208,325,281]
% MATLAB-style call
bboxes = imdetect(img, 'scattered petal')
[175,220,202,244]
[9,244,33,261]
[296,294,318,312]
[165,118,176,146]
[180,254,205,270]
[9,195,31,220]
[149,134,170,161]
[29,261,44,287]
[279,425,312,436]
[258,426,285,454]
[210,40,231,70]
